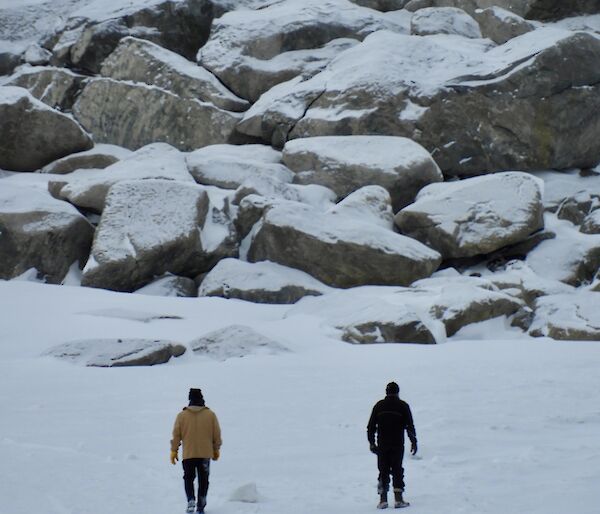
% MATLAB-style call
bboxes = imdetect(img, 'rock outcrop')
[410,7,482,38]
[0,86,92,171]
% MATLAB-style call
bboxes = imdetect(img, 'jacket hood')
[184,406,208,413]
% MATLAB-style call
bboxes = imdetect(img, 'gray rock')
[197,0,404,102]
[342,312,437,344]
[410,7,482,38]
[191,325,287,360]
[248,202,441,288]
[581,210,600,235]
[328,186,395,230]
[0,50,21,76]
[23,44,52,66]
[473,7,538,44]
[46,338,186,367]
[0,86,93,172]
[41,144,132,175]
[252,29,600,175]
[3,66,85,111]
[73,78,241,152]
[81,179,210,292]
[234,194,285,239]
[350,0,410,10]
[529,293,600,340]
[556,195,598,226]
[395,172,544,259]
[198,258,331,304]
[0,183,94,283]
[49,0,217,74]
[101,37,249,112]
[134,275,198,297]
[282,136,443,211]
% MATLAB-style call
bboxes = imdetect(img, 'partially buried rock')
[198,258,331,304]
[395,172,544,259]
[46,338,186,366]
[248,202,441,288]
[0,86,92,171]
[81,179,210,292]
[134,275,198,297]
[282,136,443,211]
[191,325,287,360]
[0,183,94,283]
[41,144,132,175]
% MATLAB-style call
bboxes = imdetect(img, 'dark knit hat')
[189,388,204,403]
[386,382,400,395]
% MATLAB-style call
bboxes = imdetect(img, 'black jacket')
[367,395,417,449]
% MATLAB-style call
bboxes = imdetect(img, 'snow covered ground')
[1,280,599,514]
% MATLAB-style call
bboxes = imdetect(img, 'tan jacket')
[171,406,222,460]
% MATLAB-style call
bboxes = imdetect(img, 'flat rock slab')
[0,86,92,171]
[73,78,240,152]
[395,172,544,259]
[248,202,441,288]
[41,144,132,175]
[46,338,186,366]
[198,258,332,304]
[0,183,93,283]
[283,136,443,211]
[81,179,210,292]
[190,325,287,360]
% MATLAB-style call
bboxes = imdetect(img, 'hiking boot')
[377,492,388,509]
[186,499,195,513]
[394,489,409,508]
[196,496,207,513]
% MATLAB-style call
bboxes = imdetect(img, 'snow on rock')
[248,202,441,288]
[0,183,93,283]
[229,483,264,503]
[81,179,210,292]
[190,325,287,360]
[3,65,85,111]
[252,28,600,175]
[395,172,544,259]
[473,7,539,44]
[197,0,407,102]
[581,210,600,235]
[41,144,132,175]
[45,338,186,367]
[410,7,482,38]
[198,258,332,304]
[100,37,249,113]
[526,214,600,286]
[0,86,92,171]
[327,186,395,230]
[186,144,293,190]
[73,78,241,152]
[529,292,600,341]
[48,143,193,213]
[46,0,217,74]
[134,275,198,298]
[23,43,52,66]
[535,169,600,213]
[282,136,443,211]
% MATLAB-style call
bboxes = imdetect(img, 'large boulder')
[529,293,600,340]
[328,186,395,230]
[3,66,85,111]
[410,7,482,38]
[48,143,193,213]
[41,144,132,175]
[46,0,217,74]
[473,7,538,44]
[0,183,94,283]
[198,258,332,303]
[247,202,441,288]
[72,78,241,152]
[0,86,92,171]
[395,172,544,259]
[100,37,249,112]
[46,338,186,366]
[186,144,293,190]
[244,29,600,175]
[197,0,405,102]
[81,179,211,291]
[282,136,443,211]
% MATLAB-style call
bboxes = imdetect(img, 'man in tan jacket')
[171,388,222,514]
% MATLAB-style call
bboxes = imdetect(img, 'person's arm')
[212,412,222,460]
[170,413,182,464]
[405,404,418,455]
[367,404,379,453]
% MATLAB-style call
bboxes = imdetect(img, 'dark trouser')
[183,458,210,503]
[377,446,405,493]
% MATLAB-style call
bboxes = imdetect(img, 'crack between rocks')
[285,86,327,143]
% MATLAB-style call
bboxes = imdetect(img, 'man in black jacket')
[367,382,417,509]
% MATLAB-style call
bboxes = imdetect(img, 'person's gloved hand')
[370,443,378,455]
[411,441,418,456]
[170,450,178,465]
[213,449,220,461]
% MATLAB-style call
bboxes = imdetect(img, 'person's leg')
[197,459,210,512]
[390,446,406,492]
[182,459,197,501]
[377,449,392,507]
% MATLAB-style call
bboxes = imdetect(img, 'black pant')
[183,458,210,502]
[377,446,405,493]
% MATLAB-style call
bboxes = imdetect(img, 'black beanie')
[386,382,399,395]
[188,388,205,405]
